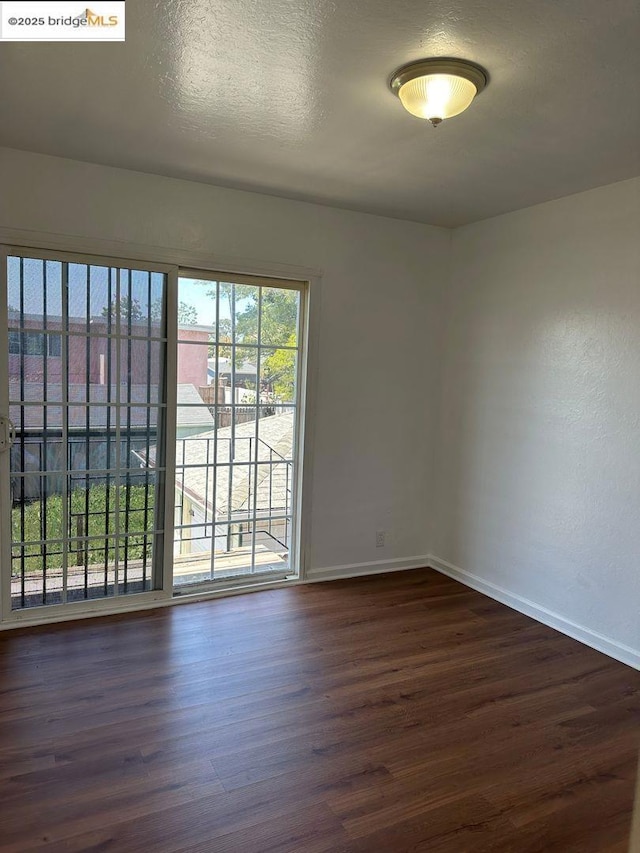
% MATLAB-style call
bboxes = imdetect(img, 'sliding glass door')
[0,248,306,620]
[0,248,172,615]
[172,271,303,591]
[0,249,306,619]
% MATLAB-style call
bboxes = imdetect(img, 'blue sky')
[7,258,249,326]
[179,277,254,326]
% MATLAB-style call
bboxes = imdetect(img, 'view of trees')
[207,283,299,400]
[101,296,151,323]
[100,284,299,400]
[177,301,198,325]
[9,282,300,582]
[100,297,197,326]
[12,483,154,573]
[263,331,297,400]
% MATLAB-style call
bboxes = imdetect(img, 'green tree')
[100,297,197,326]
[237,288,298,348]
[201,283,299,399]
[101,296,146,322]
[217,283,259,344]
[263,333,297,402]
[207,317,232,360]
[178,301,198,325]
[150,298,163,321]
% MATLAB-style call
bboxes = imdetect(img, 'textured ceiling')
[1,0,639,227]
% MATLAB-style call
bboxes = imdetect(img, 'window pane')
[7,254,167,610]
[233,345,258,400]
[177,341,211,390]
[8,257,63,330]
[260,347,298,405]
[65,537,117,602]
[259,287,299,347]
[173,274,302,589]
[176,402,215,441]
[258,410,295,463]
[232,282,259,345]
[11,474,65,543]
[178,277,217,335]
[252,461,292,520]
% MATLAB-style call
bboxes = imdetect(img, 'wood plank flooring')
[0,568,638,852]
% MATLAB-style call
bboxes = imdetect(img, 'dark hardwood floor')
[0,568,638,852]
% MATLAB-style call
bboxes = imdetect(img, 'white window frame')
[174,267,308,594]
[0,228,319,629]
[0,245,178,623]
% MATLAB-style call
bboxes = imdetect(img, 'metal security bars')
[1,251,169,610]
[171,272,303,588]
[0,248,307,620]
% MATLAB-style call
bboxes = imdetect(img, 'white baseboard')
[305,555,430,584]
[428,555,640,671]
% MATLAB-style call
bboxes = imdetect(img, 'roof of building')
[174,410,294,519]
[207,357,257,376]
[11,382,212,431]
[176,384,215,430]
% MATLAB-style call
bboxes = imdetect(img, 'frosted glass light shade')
[398,74,477,121]
[390,58,487,125]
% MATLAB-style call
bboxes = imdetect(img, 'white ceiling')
[1,0,639,227]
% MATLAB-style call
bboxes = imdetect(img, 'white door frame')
[0,228,320,628]
[174,267,308,592]
[0,244,177,622]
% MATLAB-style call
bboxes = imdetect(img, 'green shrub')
[11,482,156,574]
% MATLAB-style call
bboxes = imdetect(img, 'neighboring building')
[170,411,294,559]
[207,356,257,388]
[11,382,214,499]
[177,325,210,386]
[8,311,214,498]
[176,384,215,438]
[10,312,211,390]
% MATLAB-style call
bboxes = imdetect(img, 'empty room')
[0,0,639,851]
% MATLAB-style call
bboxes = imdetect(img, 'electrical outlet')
[375,530,385,548]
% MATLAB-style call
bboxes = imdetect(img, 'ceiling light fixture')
[389,58,488,127]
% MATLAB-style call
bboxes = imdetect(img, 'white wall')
[2,147,639,665]
[434,177,640,661]
[0,147,450,577]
